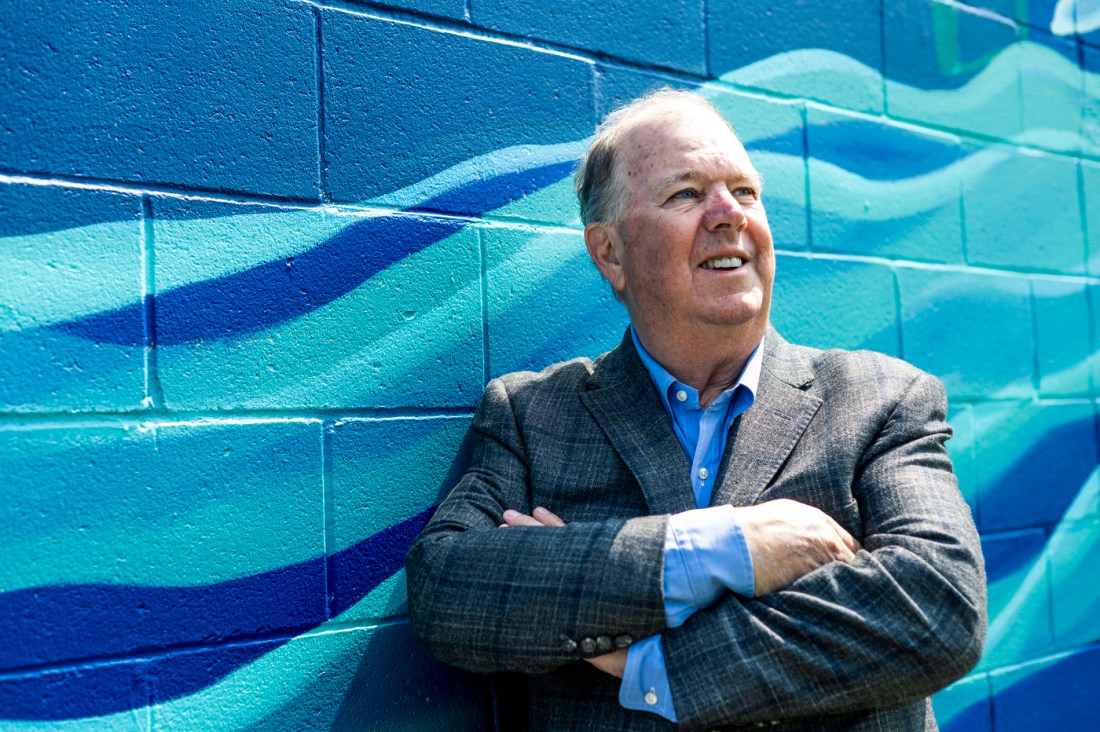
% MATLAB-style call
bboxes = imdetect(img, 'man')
[406,89,985,731]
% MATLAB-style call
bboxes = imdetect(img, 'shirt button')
[645,690,659,706]
[561,638,577,653]
[596,635,613,652]
[579,637,596,654]
[675,389,688,402]
[698,467,709,480]
[614,634,633,649]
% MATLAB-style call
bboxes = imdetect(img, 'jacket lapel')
[710,327,823,508]
[579,331,697,516]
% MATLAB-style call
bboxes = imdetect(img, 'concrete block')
[933,673,991,732]
[885,0,1021,139]
[1083,46,1100,156]
[1032,278,1092,397]
[473,0,705,74]
[322,11,594,210]
[1092,284,1100,394]
[0,657,149,724]
[0,0,319,198]
[978,529,1052,670]
[0,420,325,671]
[708,0,883,112]
[1083,10,1100,49]
[1083,161,1100,278]
[972,401,1098,532]
[897,269,1033,400]
[146,623,488,731]
[484,227,628,378]
[1019,32,1082,154]
[1017,0,1065,30]
[328,416,470,621]
[991,645,1100,731]
[594,67,697,120]
[1048,519,1100,649]
[354,0,467,20]
[152,198,483,409]
[964,147,1084,274]
[960,0,1015,18]
[0,184,144,412]
[947,405,979,520]
[807,108,964,262]
[771,255,899,355]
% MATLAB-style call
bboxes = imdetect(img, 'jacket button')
[579,637,596,654]
[596,635,613,651]
[561,638,577,653]
[614,634,633,649]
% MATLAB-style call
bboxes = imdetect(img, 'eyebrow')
[658,169,765,191]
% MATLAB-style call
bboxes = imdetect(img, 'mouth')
[699,256,745,271]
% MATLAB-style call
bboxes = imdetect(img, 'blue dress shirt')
[618,327,762,722]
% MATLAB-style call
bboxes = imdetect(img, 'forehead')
[616,110,754,190]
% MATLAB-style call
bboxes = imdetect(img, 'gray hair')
[573,88,737,225]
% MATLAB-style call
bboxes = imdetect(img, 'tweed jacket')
[406,328,986,732]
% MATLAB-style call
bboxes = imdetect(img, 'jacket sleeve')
[405,376,669,675]
[663,371,987,731]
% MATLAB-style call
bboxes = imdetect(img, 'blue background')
[2,0,1099,728]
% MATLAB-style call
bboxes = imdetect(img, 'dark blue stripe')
[0,508,433,721]
[51,161,574,347]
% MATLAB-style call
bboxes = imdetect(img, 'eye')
[731,186,757,200]
[671,189,699,200]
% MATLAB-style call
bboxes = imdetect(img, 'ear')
[584,222,627,296]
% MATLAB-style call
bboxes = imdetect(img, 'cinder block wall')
[2,0,1097,728]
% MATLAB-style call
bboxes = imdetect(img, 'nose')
[703,188,748,232]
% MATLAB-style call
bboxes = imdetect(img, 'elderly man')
[406,89,985,731]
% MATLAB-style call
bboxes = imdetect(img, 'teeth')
[701,256,744,270]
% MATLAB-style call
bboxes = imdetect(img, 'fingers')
[500,507,566,528]
[738,498,863,595]
[584,648,628,678]
[532,506,566,526]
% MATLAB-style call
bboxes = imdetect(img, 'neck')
[633,320,766,408]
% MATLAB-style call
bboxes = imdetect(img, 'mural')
[1,0,1098,729]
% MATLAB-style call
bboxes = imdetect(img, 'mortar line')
[479,229,491,385]
[141,196,165,411]
[322,420,336,620]
[0,407,477,427]
[801,103,812,251]
[1028,278,1042,394]
[0,169,326,207]
[315,6,330,204]
[879,0,888,115]
[891,266,905,360]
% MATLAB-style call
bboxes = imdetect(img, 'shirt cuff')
[619,635,678,723]
[663,504,754,627]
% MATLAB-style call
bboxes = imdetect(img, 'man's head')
[575,89,775,347]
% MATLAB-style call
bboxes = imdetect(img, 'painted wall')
[1,0,1098,729]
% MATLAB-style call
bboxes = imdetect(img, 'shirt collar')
[630,325,762,412]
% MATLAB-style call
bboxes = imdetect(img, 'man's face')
[598,111,775,340]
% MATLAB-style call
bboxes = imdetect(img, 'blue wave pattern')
[2,0,1099,728]
[0,510,432,720]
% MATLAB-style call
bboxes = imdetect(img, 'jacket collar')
[580,326,821,513]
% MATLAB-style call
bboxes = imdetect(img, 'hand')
[585,647,627,678]
[733,498,861,596]
[498,506,624,678]
[499,506,566,527]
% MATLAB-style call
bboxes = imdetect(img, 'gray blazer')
[406,328,986,731]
